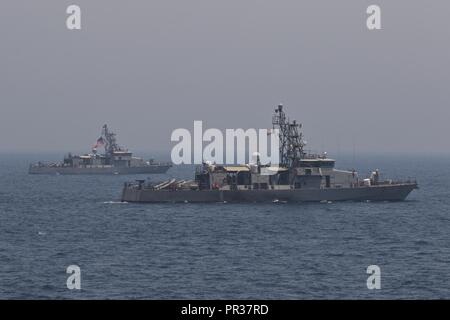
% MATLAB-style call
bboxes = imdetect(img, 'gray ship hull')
[29,165,171,175]
[121,183,417,203]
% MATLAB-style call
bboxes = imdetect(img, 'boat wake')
[103,201,128,204]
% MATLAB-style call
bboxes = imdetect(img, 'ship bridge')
[298,158,335,168]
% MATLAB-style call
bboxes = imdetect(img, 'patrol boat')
[121,105,417,202]
[29,124,171,175]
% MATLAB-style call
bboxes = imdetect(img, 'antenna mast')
[272,104,305,168]
[101,124,120,156]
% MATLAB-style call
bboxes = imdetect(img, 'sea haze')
[0,153,449,299]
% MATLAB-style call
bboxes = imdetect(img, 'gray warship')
[121,105,417,203]
[29,124,171,175]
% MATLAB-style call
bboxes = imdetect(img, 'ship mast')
[101,124,121,156]
[272,104,306,168]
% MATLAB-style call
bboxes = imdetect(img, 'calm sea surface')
[0,153,449,299]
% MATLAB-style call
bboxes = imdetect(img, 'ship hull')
[121,183,417,203]
[29,165,171,175]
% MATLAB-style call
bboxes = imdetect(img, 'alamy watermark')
[366,265,381,290]
[65,4,381,31]
[66,5,81,30]
[66,265,81,290]
[367,5,381,30]
[170,121,280,167]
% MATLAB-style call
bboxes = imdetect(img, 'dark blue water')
[0,153,449,299]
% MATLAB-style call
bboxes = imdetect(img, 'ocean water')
[0,153,449,299]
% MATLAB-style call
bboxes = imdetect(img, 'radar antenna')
[272,104,306,168]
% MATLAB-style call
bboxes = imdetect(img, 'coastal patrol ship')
[121,105,417,202]
[29,125,171,175]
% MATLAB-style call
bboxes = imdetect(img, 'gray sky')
[1,0,449,155]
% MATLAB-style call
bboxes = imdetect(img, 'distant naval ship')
[121,105,417,203]
[29,124,171,175]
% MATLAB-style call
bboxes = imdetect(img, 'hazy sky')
[1,0,449,155]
